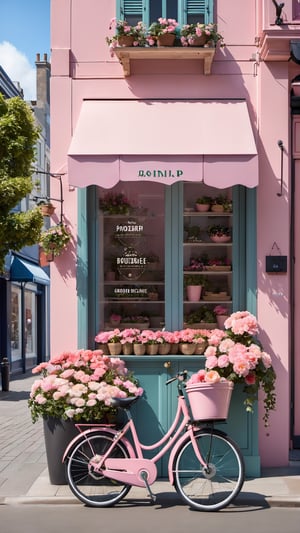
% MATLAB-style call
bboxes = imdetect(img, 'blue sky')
[0,0,50,99]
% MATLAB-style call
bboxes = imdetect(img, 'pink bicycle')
[63,371,245,511]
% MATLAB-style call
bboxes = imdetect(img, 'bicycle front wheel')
[173,429,245,511]
[65,431,131,507]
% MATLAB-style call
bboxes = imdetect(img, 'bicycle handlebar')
[166,370,188,385]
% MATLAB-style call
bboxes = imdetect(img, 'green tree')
[0,93,43,272]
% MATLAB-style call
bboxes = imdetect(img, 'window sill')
[113,47,216,76]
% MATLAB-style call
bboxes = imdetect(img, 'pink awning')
[67,100,258,189]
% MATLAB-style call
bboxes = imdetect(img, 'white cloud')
[0,41,36,100]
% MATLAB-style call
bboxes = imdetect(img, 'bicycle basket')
[185,381,234,421]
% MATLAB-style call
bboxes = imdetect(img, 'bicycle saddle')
[111,396,140,409]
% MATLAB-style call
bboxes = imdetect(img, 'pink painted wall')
[50,0,295,465]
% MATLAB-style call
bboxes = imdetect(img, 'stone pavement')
[1,371,300,507]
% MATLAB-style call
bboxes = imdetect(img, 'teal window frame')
[117,0,214,26]
[77,184,257,348]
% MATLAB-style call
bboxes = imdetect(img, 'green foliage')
[0,94,43,271]
[39,224,71,256]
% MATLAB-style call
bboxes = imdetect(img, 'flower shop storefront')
[66,98,264,477]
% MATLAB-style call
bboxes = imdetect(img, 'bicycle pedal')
[140,470,156,504]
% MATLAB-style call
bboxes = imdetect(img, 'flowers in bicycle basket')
[186,311,276,427]
[28,350,143,423]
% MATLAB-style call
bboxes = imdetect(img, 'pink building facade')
[50,0,300,470]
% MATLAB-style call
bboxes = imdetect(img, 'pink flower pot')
[210,235,231,243]
[195,203,210,212]
[186,285,202,301]
[186,382,234,421]
[217,315,229,329]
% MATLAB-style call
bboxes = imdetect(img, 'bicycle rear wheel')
[65,431,131,507]
[173,429,244,511]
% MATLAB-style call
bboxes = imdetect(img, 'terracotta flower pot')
[188,35,208,47]
[96,343,109,355]
[179,343,196,355]
[118,35,134,47]
[158,343,171,355]
[157,33,175,47]
[108,342,122,356]
[133,343,146,356]
[211,204,224,212]
[194,339,208,354]
[146,344,159,355]
[122,342,133,355]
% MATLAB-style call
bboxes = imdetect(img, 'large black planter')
[43,417,79,485]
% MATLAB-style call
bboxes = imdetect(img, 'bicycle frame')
[64,387,210,489]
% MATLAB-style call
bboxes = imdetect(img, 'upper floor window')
[118,0,213,26]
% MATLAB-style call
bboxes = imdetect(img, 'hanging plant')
[39,224,71,256]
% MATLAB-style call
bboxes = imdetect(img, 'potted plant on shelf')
[146,17,179,47]
[106,18,146,54]
[185,224,201,242]
[208,224,231,243]
[214,305,229,329]
[39,224,71,257]
[99,192,132,215]
[28,350,143,484]
[195,196,212,212]
[184,256,205,272]
[180,22,224,47]
[205,256,232,271]
[184,306,217,329]
[37,199,56,216]
[211,194,232,213]
[184,274,206,301]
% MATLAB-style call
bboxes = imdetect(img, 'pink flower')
[232,356,250,377]
[186,369,207,385]
[205,370,221,383]
[217,354,230,368]
[205,355,219,369]
[224,311,258,336]
[204,345,217,357]
[261,351,272,369]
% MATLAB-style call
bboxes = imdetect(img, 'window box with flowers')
[180,22,224,48]
[106,18,147,55]
[110,17,217,76]
[146,18,179,47]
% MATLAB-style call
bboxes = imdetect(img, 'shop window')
[119,0,213,26]
[11,285,21,362]
[24,288,37,359]
[10,283,38,366]
[183,183,233,329]
[99,182,165,331]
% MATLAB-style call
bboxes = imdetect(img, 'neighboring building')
[0,56,51,373]
[50,0,300,471]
